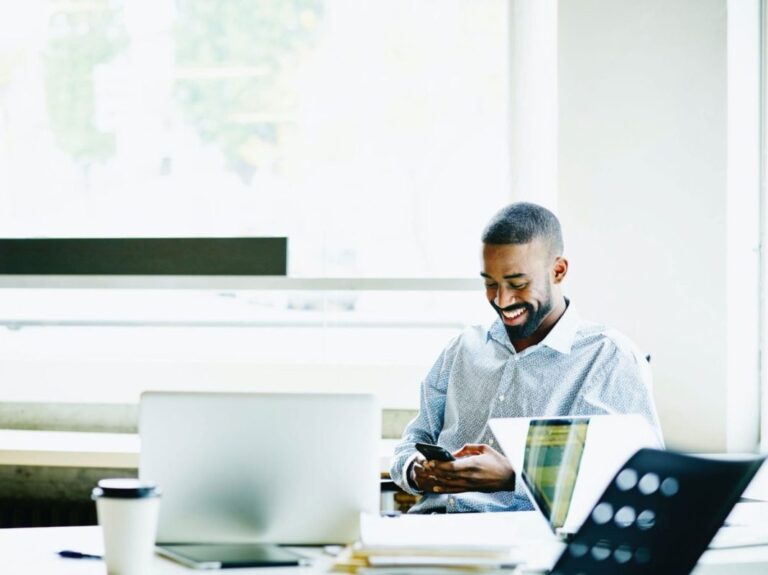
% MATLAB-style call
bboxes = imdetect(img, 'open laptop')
[139,391,380,551]
[489,414,662,538]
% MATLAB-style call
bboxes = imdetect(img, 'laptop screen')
[489,413,662,535]
[521,418,589,529]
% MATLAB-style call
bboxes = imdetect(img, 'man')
[390,202,661,513]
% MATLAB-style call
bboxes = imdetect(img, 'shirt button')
[513,355,520,362]
[448,497,455,506]
[489,438,495,446]
[499,395,505,402]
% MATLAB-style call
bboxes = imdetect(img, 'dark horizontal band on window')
[0,238,287,276]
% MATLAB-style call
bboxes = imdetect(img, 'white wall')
[557,0,759,452]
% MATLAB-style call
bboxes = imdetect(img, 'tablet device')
[156,543,309,569]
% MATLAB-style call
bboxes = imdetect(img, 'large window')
[0,1,511,406]
[1,0,509,276]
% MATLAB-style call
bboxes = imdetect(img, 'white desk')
[0,526,329,574]
[4,524,768,574]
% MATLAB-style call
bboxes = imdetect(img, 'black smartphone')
[415,442,456,461]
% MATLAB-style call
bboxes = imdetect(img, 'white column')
[726,0,761,452]
[508,0,558,209]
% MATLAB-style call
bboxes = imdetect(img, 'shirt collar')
[486,299,579,355]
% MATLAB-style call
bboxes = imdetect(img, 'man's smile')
[500,306,528,326]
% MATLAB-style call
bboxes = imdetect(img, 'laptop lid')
[139,391,380,545]
[489,414,661,536]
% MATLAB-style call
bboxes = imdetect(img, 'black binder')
[550,448,764,575]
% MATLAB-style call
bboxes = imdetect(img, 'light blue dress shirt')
[390,302,663,514]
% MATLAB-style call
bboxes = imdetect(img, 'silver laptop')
[139,391,380,545]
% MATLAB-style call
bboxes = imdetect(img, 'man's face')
[481,240,556,340]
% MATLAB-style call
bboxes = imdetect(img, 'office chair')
[550,448,764,575]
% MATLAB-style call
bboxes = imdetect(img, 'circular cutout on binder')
[591,542,611,561]
[591,502,614,525]
[661,476,680,497]
[568,542,589,558]
[638,472,660,495]
[613,545,633,564]
[614,505,636,528]
[637,509,656,530]
[615,468,638,491]
[635,547,651,564]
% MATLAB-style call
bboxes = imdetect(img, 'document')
[360,511,553,549]
[742,461,768,501]
[334,512,564,574]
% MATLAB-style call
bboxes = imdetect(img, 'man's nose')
[495,287,516,308]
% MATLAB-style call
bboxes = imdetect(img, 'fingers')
[433,477,496,493]
[453,444,480,458]
[442,454,487,476]
[423,459,456,472]
[412,443,508,494]
[413,461,450,492]
[453,443,493,458]
[458,443,486,452]
[414,462,469,493]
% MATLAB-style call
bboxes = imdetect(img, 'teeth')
[503,308,525,320]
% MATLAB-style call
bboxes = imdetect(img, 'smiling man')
[390,202,662,513]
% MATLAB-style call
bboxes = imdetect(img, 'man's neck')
[508,296,568,353]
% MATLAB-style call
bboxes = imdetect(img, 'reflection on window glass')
[0,1,509,277]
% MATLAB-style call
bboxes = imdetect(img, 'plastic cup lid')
[92,478,160,500]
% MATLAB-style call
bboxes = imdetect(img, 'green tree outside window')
[174,0,323,181]
[43,1,129,166]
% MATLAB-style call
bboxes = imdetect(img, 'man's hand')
[410,443,515,494]
[408,452,453,493]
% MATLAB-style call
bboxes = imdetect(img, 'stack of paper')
[710,501,768,549]
[332,512,561,574]
[332,542,519,573]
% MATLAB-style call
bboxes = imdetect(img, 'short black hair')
[481,202,564,256]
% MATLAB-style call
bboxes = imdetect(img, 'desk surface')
[4,524,768,575]
[2,526,329,574]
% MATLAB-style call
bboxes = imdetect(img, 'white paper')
[725,501,768,527]
[743,460,768,501]
[359,511,554,549]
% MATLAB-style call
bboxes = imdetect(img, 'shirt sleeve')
[389,346,454,495]
[572,343,665,447]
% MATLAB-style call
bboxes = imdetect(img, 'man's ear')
[552,257,568,284]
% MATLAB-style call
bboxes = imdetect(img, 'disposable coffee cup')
[92,478,161,575]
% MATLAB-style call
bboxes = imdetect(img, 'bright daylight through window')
[0,1,511,404]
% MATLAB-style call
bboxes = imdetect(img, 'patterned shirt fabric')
[390,302,663,514]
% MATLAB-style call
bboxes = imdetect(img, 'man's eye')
[509,284,527,290]
[484,284,497,289]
